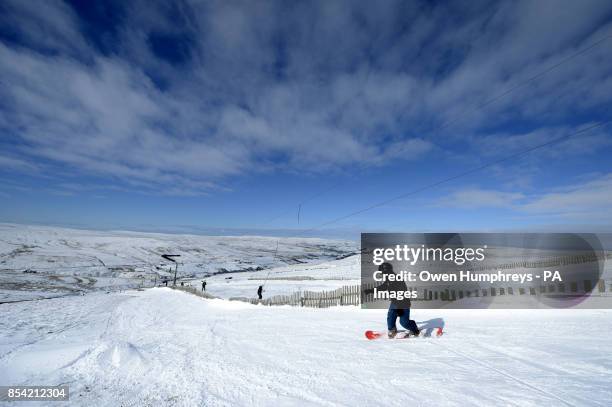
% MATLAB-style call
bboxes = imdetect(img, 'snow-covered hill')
[1,287,610,406]
[0,224,356,302]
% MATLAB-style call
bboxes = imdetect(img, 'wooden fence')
[414,278,611,302]
[171,278,611,309]
[172,285,219,300]
[226,278,611,308]
[229,285,362,307]
[471,253,602,272]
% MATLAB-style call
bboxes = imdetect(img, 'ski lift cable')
[260,34,612,227]
[300,120,611,234]
[261,239,280,289]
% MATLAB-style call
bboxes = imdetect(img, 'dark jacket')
[369,278,411,308]
[365,263,411,308]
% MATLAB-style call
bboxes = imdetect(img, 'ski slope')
[1,287,611,406]
[199,254,360,300]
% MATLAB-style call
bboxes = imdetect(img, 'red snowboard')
[365,327,443,340]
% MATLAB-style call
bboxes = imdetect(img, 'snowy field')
[1,287,611,406]
[0,224,356,302]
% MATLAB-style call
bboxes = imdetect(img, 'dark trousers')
[387,305,419,333]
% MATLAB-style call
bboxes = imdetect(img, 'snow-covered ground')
[0,224,356,302]
[1,287,611,406]
[198,255,360,300]
[2,225,611,406]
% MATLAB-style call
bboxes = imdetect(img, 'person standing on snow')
[257,285,263,300]
[364,262,420,338]
[201,280,207,292]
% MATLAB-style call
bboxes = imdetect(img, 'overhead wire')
[260,34,612,228]
[301,120,611,234]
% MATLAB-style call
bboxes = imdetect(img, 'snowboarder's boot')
[406,320,420,337]
[388,329,397,338]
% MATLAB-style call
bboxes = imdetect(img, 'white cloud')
[474,125,612,158]
[440,173,612,221]
[0,155,39,173]
[0,0,89,56]
[0,0,611,196]
[439,188,525,209]
[522,173,612,214]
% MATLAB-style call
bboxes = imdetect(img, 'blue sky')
[1,0,612,238]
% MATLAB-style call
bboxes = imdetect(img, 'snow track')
[430,341,578,407]
[1,288,611,406]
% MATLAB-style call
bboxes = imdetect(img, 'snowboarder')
[364,262,420,338]
[257,285,263,300]
[201,280,207,292]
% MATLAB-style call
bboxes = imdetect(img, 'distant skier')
[201,281,207,292]
[364,262,420,338]
[257,285,263,300]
